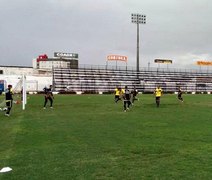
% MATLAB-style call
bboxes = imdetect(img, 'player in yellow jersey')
[154,86,162,107]
[114,87,121,103]
[120,88,125,96]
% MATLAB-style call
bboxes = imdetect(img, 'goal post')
[22,75,27,110]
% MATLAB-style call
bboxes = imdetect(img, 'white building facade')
[32,52,78,70]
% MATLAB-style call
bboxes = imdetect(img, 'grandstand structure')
[53,65,212,93]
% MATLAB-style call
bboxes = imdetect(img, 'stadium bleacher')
[53,66,212,93]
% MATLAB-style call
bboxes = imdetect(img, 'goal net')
[0,75,27,110]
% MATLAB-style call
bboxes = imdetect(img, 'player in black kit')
[122,86,131,112]
[5,85,13,116]
[178,87,183,102]
[131,86,139,105]
[43,85,54,109]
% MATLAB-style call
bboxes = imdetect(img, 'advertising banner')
[54,52,78,59]
[107,55,128,62]
[197,61,212,66]
[154,59,172,64]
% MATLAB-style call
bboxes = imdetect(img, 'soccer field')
[0,94,212,179]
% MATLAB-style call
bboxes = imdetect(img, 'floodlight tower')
[131,13,146,76]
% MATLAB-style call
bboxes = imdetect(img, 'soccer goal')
[11,75,27,110]
[0,75,27,111]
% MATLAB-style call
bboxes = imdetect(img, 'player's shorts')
[156,97,160,101]
[178,94,182,98]
[6,100,12,108]
[115,95,120,99]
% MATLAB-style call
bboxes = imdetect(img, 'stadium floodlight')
[131,13,146,76]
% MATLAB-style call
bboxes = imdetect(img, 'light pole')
[131,13,146,77]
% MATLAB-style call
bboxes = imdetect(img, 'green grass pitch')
[0,94,212,179]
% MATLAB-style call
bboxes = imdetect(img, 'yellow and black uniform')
[43,85,54,108]
[120,88,125,97]
[5,85,13,116]
[114,88,121,103]
[178,87,183,102]
[154,87,162,107]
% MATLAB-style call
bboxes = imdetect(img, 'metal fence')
[78,64,212,74]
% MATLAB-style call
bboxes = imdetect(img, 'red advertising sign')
[107,55,128,62]
[37,54,48,62]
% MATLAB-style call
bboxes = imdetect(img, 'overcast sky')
[0,0,212,69]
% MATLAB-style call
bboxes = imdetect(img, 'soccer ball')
[3,107,7,111]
